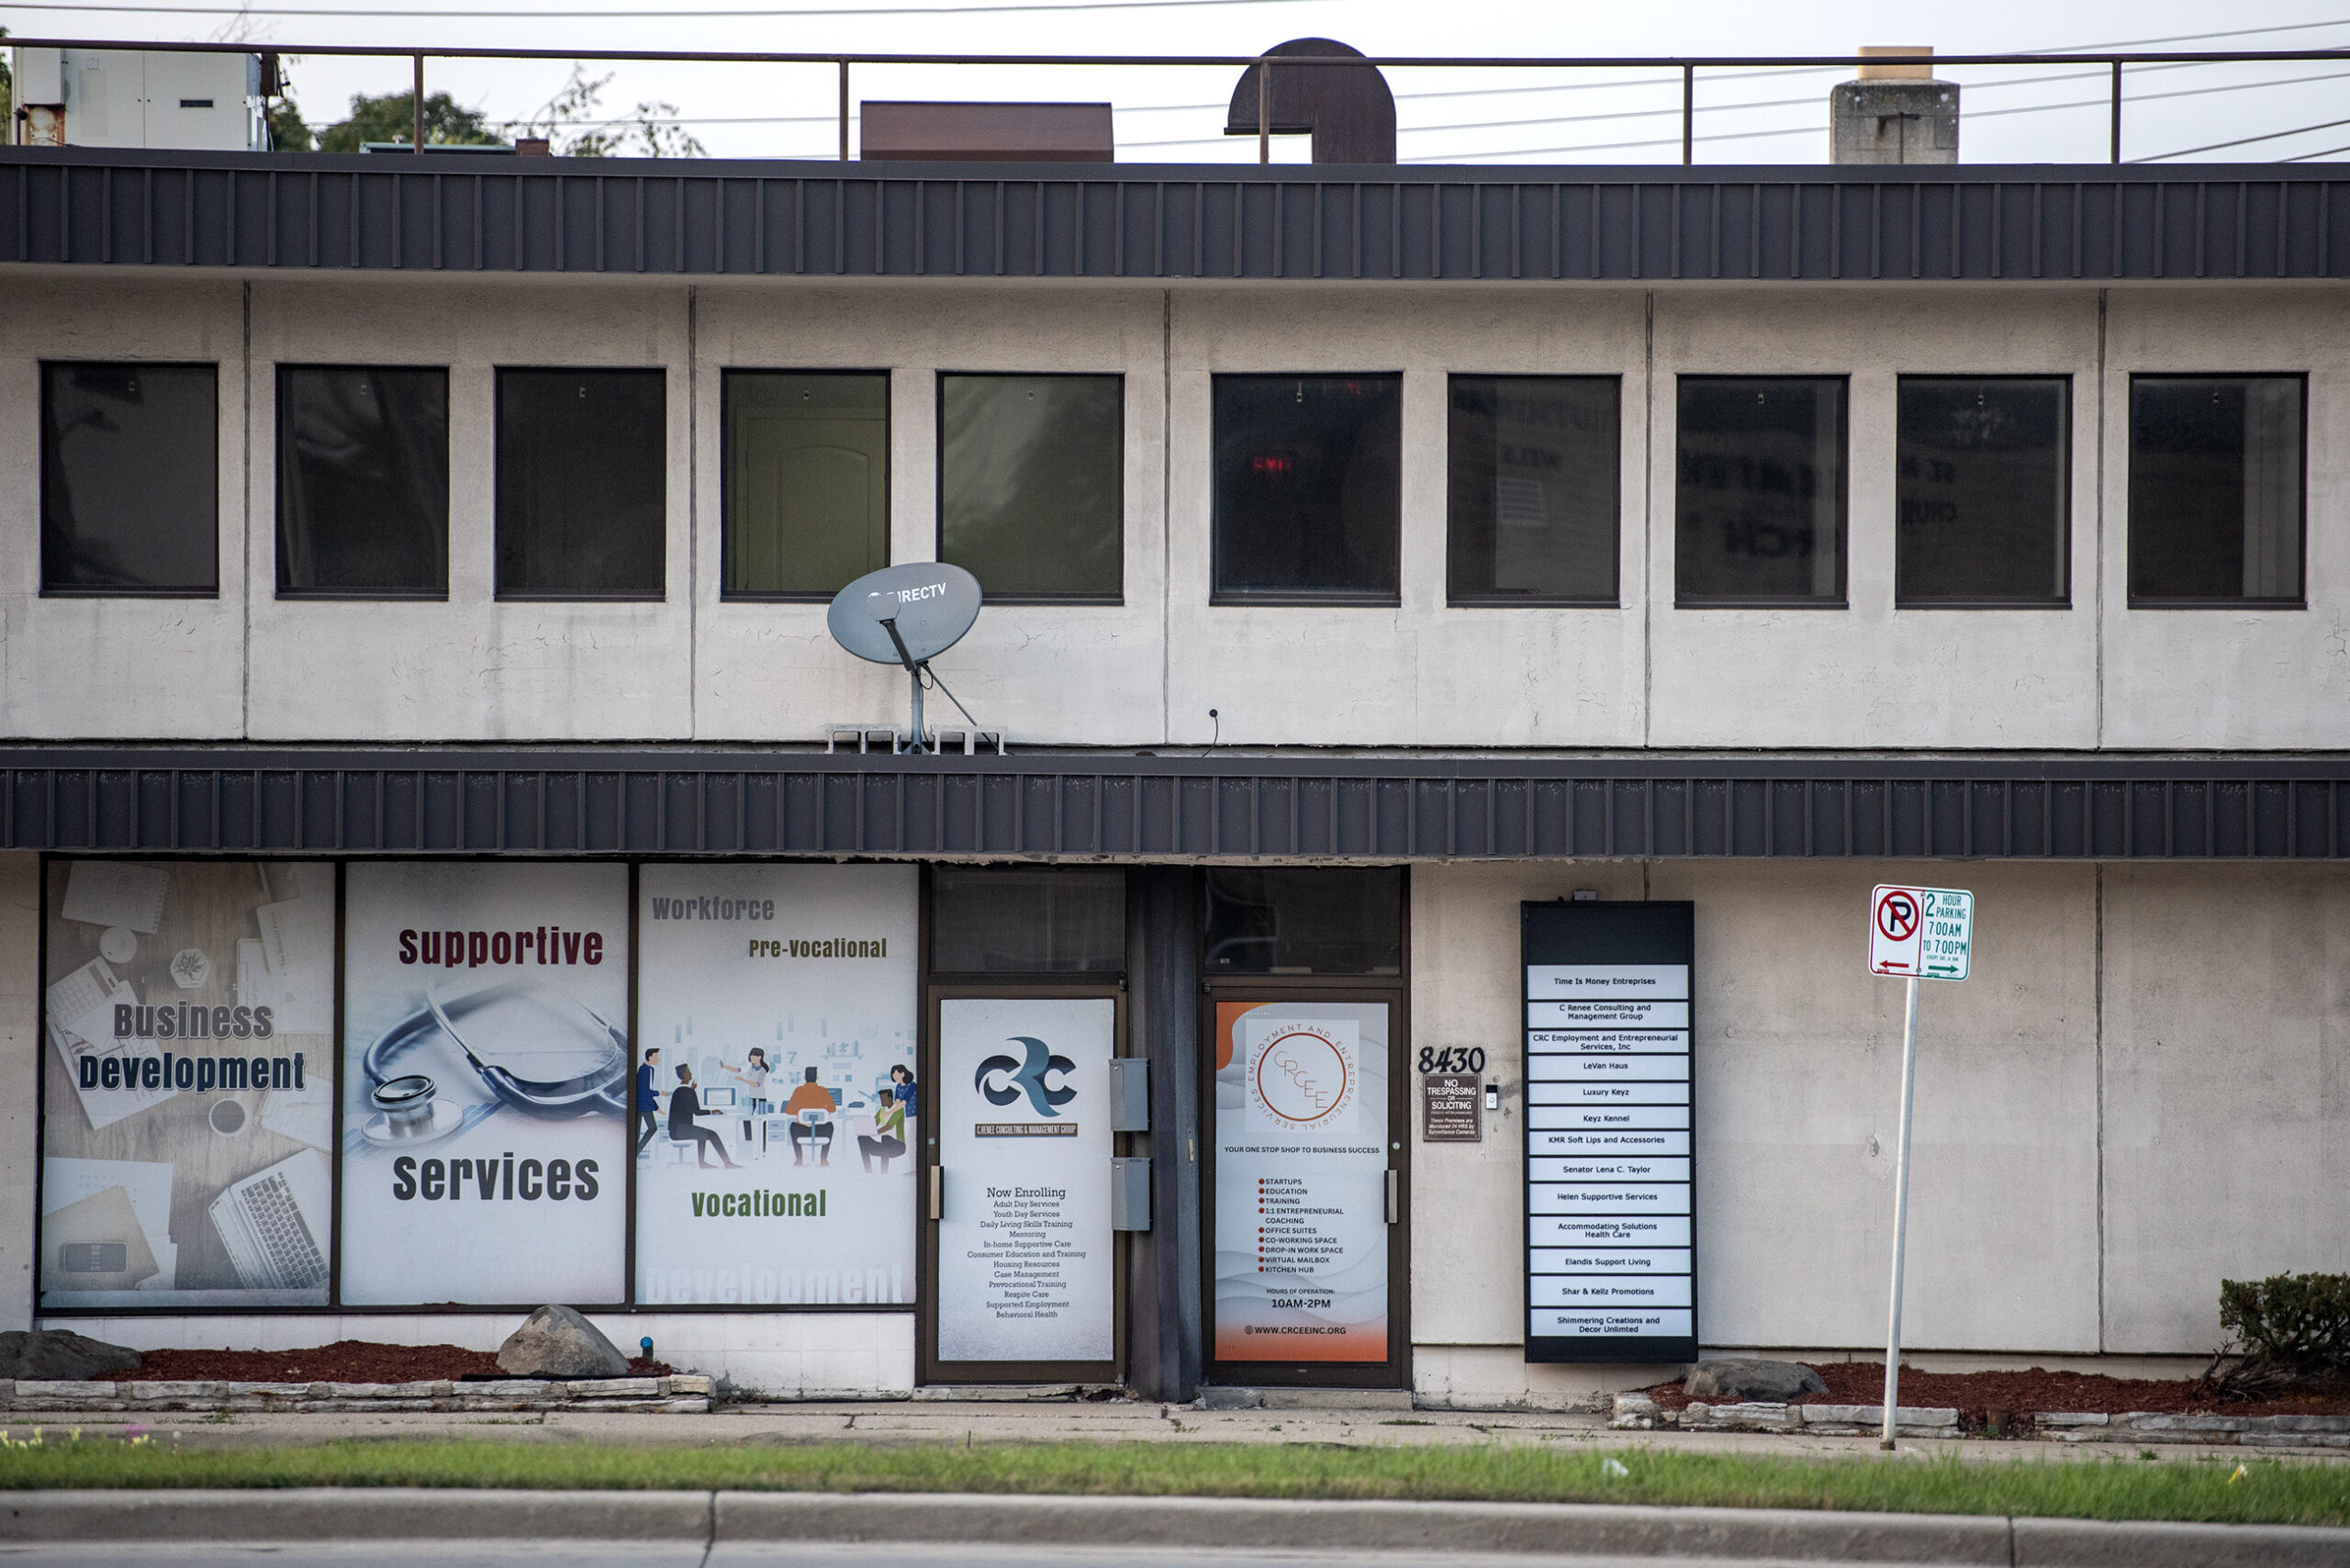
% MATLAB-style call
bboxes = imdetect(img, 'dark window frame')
[1210,371,1404,609]
[1445,372,1622,609]
[720,366,891,604]
[274,362,453,603]
[2126,371,2308,611]
[39,359,220,599]
[493,364,669,604]
[1673,373,1850,610]
[1894,373,2074,611]
[934,369,1125,606]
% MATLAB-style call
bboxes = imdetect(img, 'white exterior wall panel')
[243,281,695,743]
[1645,287,2102,751]
[0,277,249,740]
[2098,288,2350,750]
[1,274,2344,751]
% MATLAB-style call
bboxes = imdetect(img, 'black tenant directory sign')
[1522,901,1697,1363]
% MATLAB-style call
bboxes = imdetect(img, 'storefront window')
[932,868,1125,973]
[634,865,919,1307]
[340,863,631,1306]
[39,860,334,1310]
[1203,868,1402,976]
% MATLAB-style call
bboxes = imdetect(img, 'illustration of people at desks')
[665,1064,742,1170]
[780,1068,835,1166]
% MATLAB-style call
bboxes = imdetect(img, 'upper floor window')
[939,373,1123,602]
[722,370,888,599]
[1675,375,1846,607]
[496,368,666,600]
[276,366,449,599]
[1447,375,1618,606]
[1897,376,2069,608]
[1212,374,1400,605]
[40,361,218,597]
[2129,375,2303,607]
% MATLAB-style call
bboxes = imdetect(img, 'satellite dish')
[826,563,982,667]
[825,563,986,755]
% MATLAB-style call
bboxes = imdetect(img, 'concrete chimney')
[1830,46,1958,164]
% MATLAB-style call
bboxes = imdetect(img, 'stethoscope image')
[360,974,628,1148]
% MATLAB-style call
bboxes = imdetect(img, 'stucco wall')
[3,272,2343,749]
[1408,858,2347,1406]
[2101,864,2350,1354]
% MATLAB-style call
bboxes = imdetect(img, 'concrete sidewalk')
[3,1398,2339,1463]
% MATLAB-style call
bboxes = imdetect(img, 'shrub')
[2221,1273,2350,1372]
[2206,1272,2350,1395]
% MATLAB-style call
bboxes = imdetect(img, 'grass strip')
[0,1435,2344,1527]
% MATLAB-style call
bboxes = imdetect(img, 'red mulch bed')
[116,1340,670,1383]
[1644,1361,2350,1432]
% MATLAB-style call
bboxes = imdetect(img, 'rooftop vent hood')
[1224,38,1396,164]
[859,100,1113,162]
[1830,45,1958,164]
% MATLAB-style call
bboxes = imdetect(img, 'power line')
[1403,64,2350,162]
[10,0,1331,15]
[1125,61,2350,153]
[2285,140,2350,159]
[2135,113,2350,161]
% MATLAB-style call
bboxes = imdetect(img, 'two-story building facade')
[2,144,2344,1406]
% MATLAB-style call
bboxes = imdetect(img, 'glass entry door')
[1204,994,1407,1386]
[920,986,1123,1384]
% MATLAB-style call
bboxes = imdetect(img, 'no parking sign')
[1867,885,1973,981]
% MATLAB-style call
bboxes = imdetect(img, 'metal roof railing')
[9,37,2350,165]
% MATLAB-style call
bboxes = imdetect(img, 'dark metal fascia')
[5,151,2346,284]
[5,746,2345,860]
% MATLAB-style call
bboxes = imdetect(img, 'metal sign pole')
[1879,972,1920,1450]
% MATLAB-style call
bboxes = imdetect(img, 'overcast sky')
[13,0,2350,164]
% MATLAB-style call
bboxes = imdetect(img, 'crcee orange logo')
[1248,1025,1354,1127]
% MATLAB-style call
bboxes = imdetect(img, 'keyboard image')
[237,1171,326,1290]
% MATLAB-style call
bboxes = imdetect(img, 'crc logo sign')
[975,1036,1077,1118]
[1248,1024,1356,1127]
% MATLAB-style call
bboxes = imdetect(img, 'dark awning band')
[3,151,2346,284]
[6,749,2345,859]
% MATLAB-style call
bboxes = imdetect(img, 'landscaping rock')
[1683,1358,1826,1402]
[495,1305,630,1379]
[0,1330,141,1381]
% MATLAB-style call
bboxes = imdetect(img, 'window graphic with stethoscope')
[358,974,629,1148]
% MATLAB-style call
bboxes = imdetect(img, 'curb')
[2,1489,2347,1564]
[0,1376,713,1416]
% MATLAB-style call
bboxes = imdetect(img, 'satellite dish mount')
[825,564,988,756]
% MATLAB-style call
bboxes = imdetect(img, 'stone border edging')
[2042,1411,2350,1448]
[1613,1394,2350,1449]
[4,1488,2348,1567]
[0,1375,711,1414]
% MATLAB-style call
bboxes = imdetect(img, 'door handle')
[929,1166,942,1221]
[1385,1169,1398,1225]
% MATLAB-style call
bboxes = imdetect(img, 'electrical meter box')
[12,49,267,151]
